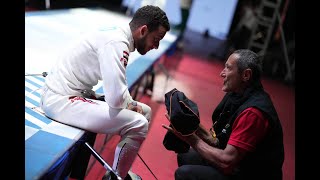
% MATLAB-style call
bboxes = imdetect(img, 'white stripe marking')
[25,126,39,140]
[25,112,48,129]
[42,121,84,140]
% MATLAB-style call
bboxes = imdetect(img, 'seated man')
[163,49,284,180]
[40,5,170,180]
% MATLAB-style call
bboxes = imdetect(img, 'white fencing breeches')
[40,86,152,178]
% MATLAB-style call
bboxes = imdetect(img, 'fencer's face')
[220,53,244,93]
[136,25,167,55]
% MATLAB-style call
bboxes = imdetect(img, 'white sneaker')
[102,170,142,180]
[127,171,142,180]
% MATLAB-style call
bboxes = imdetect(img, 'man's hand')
[162,114,198,145]
[161,114,174,131]
[127,101,143,114]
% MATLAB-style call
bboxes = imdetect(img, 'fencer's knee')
[143,105,152,122]
[145,105,151,114]
[124,115,149,140]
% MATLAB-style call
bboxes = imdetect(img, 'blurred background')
[25,0,295,84]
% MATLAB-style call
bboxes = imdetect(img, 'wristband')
[131,101,137,106]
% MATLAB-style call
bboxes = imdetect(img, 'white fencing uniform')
[40,24,152,178]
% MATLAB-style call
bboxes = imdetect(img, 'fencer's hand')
[127,101,143,114]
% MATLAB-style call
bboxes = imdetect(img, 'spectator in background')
[227,0,258,51]
[174,0,194,49]
[209,0,259,60]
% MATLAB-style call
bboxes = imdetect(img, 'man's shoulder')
[242,107,264,118]
[83,29,130,48]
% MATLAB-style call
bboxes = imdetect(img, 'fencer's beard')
[136,35,148,55]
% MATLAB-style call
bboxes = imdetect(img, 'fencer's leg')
[110,105,149,179]
[41,90,151,179]
[104,102,150,147]
[112,137,142,179]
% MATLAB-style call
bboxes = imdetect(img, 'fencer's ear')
[140,25,148,37]
[242,69,252,82]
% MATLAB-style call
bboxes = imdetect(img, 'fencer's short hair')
[129,5,170,32]
[234,49,262,82]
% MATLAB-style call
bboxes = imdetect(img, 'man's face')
[136,26,167,55]
[220,53,244,93]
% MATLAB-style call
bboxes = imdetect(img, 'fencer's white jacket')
[45,24,135,109]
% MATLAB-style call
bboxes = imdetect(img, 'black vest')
[212,84,284,180]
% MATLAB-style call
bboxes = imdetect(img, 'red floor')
[84,50,295,180]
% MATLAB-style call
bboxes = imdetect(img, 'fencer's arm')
[98,42,131,109]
